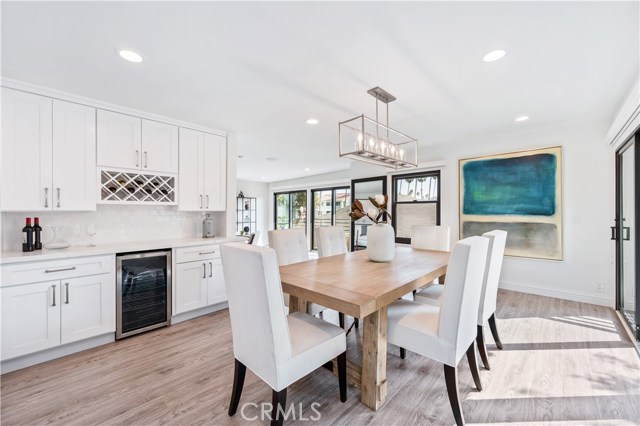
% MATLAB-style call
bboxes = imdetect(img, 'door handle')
[611,226,618,241]
[144,151,148,168]
[56,188,61,208]
[135,150,140,167]
[65,282,69,304]
[44,187,49,208]
[209,262,213,278]
[51,284,57,307]
[202,263,206,279]
[623,227,631,241]
[206,195,209,209]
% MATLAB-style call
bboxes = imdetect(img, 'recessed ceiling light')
[483,50,506,63]
[304,167,311,172]
[306,118,319,125]
[515,115,530,122]
[117,49,144,63]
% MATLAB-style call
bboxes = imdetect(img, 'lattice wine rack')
[99,170,176,205]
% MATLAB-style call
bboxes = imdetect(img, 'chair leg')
[476,325,491,370]
[271,388,287,426]
[337,351,347,402]
[466,341,483,391]
[228,359,246,416]
[488,313,503,349]
[339,313,345,329]
[354,318,359,329]
[444,365,465,426]
[400,347,406,359]
[412,289,417,298]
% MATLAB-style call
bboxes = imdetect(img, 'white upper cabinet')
[52,100,96,211]
[1,88,53,211]
[141,119,178,174]
[97,110,142,170]
[179,128,226,211]
[97,110,179,174]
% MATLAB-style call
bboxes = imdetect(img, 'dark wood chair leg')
[271,388,287,426]
[412,289,417,298]
[476,325,491,370]
[466,341,483,391]
[337,351,347,402]
[488,313,503,349]
[400,347,406,359]
[354,318,359,329]
[228,359,246,416]
[444,365,465,426]
[339,313,345,329]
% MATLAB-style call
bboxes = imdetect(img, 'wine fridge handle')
[44,187,49,208]
[135,150,139,167]
[209,262,213,278]
[65,283,69,304]
[51,284,56,307]
[202,263,206,279]
[56,188,61,208]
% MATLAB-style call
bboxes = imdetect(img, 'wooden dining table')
[279,244,449,410]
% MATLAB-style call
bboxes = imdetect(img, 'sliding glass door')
[311,187,350,250]
[616,134,639,340]
[274,191,307,232]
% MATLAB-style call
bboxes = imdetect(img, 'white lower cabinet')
[1,255,115,361]
[174,245,227,315]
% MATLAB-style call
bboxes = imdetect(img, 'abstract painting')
[459,146,562,260]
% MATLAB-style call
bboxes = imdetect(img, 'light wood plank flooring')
[2,290,639,425]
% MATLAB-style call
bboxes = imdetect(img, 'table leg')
[361,306,388,410]
[288,295,307,314]
[438,273,446,284]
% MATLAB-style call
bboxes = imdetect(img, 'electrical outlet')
[596,283,605,293]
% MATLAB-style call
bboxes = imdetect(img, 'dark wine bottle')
[22,218,34,252]
[33,217,43,250]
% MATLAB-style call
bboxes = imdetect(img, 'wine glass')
[86,224,97,247]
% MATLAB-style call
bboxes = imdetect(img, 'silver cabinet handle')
[51,284,56,307]
[135,150,140,167]
[200,195,203,209]
[209,262,213,278]
[199,251,216,255]
[206,195,210,209]
[144,151,148,168]
[44,187,49,208]
[65,282,69,304]
[56,188,61,208]
[202,263,206,279]
[45,266,76,273]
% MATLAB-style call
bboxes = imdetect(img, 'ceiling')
[2,2,638,182]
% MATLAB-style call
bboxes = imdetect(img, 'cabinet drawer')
[175,245,220,263]
[1,255,115,287]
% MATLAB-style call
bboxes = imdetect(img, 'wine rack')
[99,170,177,205]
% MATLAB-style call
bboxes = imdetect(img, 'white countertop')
[0,236,245,265]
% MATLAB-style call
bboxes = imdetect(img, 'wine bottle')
[33,217,43,250]
[22,218,34,252]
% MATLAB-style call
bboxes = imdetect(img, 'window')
[274,191,307,232]
[311,187,351,250]
[392,171,441,244]
[350,176,387,251]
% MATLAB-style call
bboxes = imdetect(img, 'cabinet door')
[203,133,227,211]
[52,100,96,211]
[141,119,178,174]
[1,281,60,360]
[60,273,115,344]
[1,88,53,211]
[174,261,207,314]
[207,260,227,305]
[178,128,205,211]
[97,109,141,170]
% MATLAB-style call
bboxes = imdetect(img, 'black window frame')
[310,186,350,251]
[273,190,308,233]
[350,176,388,251]
[391,170,441,244]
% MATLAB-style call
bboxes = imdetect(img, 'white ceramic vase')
[367,223,396,262]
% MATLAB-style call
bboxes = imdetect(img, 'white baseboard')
[499,280,613,307]
[1,333,115,374]
[171,302,228,325]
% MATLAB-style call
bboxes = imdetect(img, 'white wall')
[236,179,270,245]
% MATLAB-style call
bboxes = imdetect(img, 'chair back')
[478,230,507,324]
[438,236,488,363]
[411,225,451,251]
[221,243,292,388]
[268,229,309,266]
[316,226,348,258]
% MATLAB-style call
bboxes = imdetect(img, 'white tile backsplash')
[1,205,226,252]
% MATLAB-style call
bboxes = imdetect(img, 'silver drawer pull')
[51,284,56,307]
[65,283,70,304]
[44,187,49,208]
[206,195,209,209]
[202,263,206,279]
[209,262,213,278]
[198,251,216,255]
[57,188,61,208]
[45,266,76,273]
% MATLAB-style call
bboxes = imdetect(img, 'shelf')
[99,169,176,205]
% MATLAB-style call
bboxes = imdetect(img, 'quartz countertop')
[0,236,245,265]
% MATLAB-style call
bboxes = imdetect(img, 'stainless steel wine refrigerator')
[116,250,172,339]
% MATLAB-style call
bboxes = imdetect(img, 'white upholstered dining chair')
[387,236,489,426]
[315,226,358,330]
[268,229,325,316]
[415,230,507,369]
[410,225,451,296]
[221,243,347,426]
